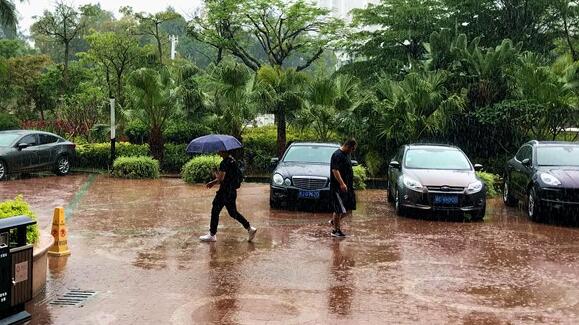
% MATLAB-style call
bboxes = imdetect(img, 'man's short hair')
[344,138,357,148]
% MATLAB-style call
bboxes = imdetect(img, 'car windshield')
[405,148,472,170]
[537,146,579,166]
[0,133,21,147]
[283,145,338,164]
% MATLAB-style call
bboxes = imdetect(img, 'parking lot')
[1,174,578,324]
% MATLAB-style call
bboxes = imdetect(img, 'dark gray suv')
[0,130,76,180]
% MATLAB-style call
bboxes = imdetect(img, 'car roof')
[289,142,340,147]
[406,143,461,150]
[530,140,579,146]
[0,130,59,136]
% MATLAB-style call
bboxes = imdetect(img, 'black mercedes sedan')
[269,142,342,209]
[503,141,579,222]
[0,130,76,180]
[387,144,486,219]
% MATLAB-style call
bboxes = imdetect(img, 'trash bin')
[0,216,36,325]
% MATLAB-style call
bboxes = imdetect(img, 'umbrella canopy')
[186,134,243,154]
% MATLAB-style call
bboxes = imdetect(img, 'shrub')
[112,156,160,179]
[0,195,40,244]
[477,171,500,198]
[162,143,189,172]
[125,119,149,144]
[76,142,149,170]
[0,113,19,131]
[353,165,368,190]
[163,120,211,144]
[182,155,221,184]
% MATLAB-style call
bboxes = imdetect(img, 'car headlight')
[466,180,483,194]
[540,173,561,186]
[402,176,423,191]
[272,173,284,186]
[284,178,291,186]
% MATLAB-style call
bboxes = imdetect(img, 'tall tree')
[189,0,344,71]
[31,2,87,89]
[0,0,16,37]
[255,65,307,157]
[134,10,180,64]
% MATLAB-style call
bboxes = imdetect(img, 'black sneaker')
[331,229,346,238]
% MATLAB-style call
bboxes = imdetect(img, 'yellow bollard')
[48,207,71,257]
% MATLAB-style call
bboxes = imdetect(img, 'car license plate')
[434,195,459,205]
[298,191,320,200]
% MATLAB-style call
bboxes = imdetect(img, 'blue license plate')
[434,195,459,205]
[298,191,320,200]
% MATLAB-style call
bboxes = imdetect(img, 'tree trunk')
[156,24,163,65]
[276,106,287,158]
[149,125,164,162]
[63,42,70,90]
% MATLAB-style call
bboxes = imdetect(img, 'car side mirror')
[474,164,483,171]
[16,143,29,151]
[389,161,401,170]
[351,160,359,167]
[521,158,532,167]
[270,157,279,166]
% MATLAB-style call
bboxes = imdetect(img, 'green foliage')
[124,119,149,144]
[162,143,189,172]
[0,195,40,244]
[0,112,18,130]
[76,142,149,169]
[163,120,211,144]
[181,155,221,184]
[477,171,500,198]
[112,156,160,179]
[353,165,368,190]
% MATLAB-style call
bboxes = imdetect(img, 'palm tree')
[255,65,307,158]
[0,0,17,35]
[202,60,257,141]
[298,74,361,141]
[127,67,178,161]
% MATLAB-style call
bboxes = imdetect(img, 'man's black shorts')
[331,190,356,214]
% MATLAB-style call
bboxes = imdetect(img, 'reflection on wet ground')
[1,175,578,324]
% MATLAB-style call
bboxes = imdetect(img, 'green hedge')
[125,119,211,145]
[182,155,221,184]
[477,171,500,198]
[112,156,160,179]
[162,143,189,172]
[77,142,149,169]
[0,113,19,131]
[353,165,368,190]
[0,195,39,244]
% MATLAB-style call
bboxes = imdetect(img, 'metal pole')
[110,97,116,167]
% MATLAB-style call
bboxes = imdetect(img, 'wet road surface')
[1,175,578,324]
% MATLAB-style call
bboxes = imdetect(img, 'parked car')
[0,130,76,180]
[270,142,350,209]
[387,144,486,219]
[503,141,579,222]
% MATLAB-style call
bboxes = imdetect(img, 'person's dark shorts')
[331,190,356,214]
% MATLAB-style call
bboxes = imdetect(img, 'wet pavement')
[1,175,578,324]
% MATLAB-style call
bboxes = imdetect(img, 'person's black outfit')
[209,157,250,235]
[330,149,356,214]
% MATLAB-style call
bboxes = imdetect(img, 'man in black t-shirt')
[330,139,357,238]
[199,151,257,242]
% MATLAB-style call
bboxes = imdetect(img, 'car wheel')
[387,182,395,204]
[270,199,281,209]
[527,188,543,222]
[0,160,7,181]
[502,180,518,207]
[394,188,406,216]
[55,155,71,176]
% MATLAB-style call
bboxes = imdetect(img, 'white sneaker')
[248,227,257,242]
[199,233,216,242]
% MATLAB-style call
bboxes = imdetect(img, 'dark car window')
[0,133,21,146]
[39,134,59,145]
[537,146,579,167]
[405,148,472,170]
[515,145,532,162]
[283,145,338,164]
[19,134,37,146]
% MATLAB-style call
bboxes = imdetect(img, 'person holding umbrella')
[187,135,257,242]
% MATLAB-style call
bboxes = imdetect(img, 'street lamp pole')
[110,97,116,167]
